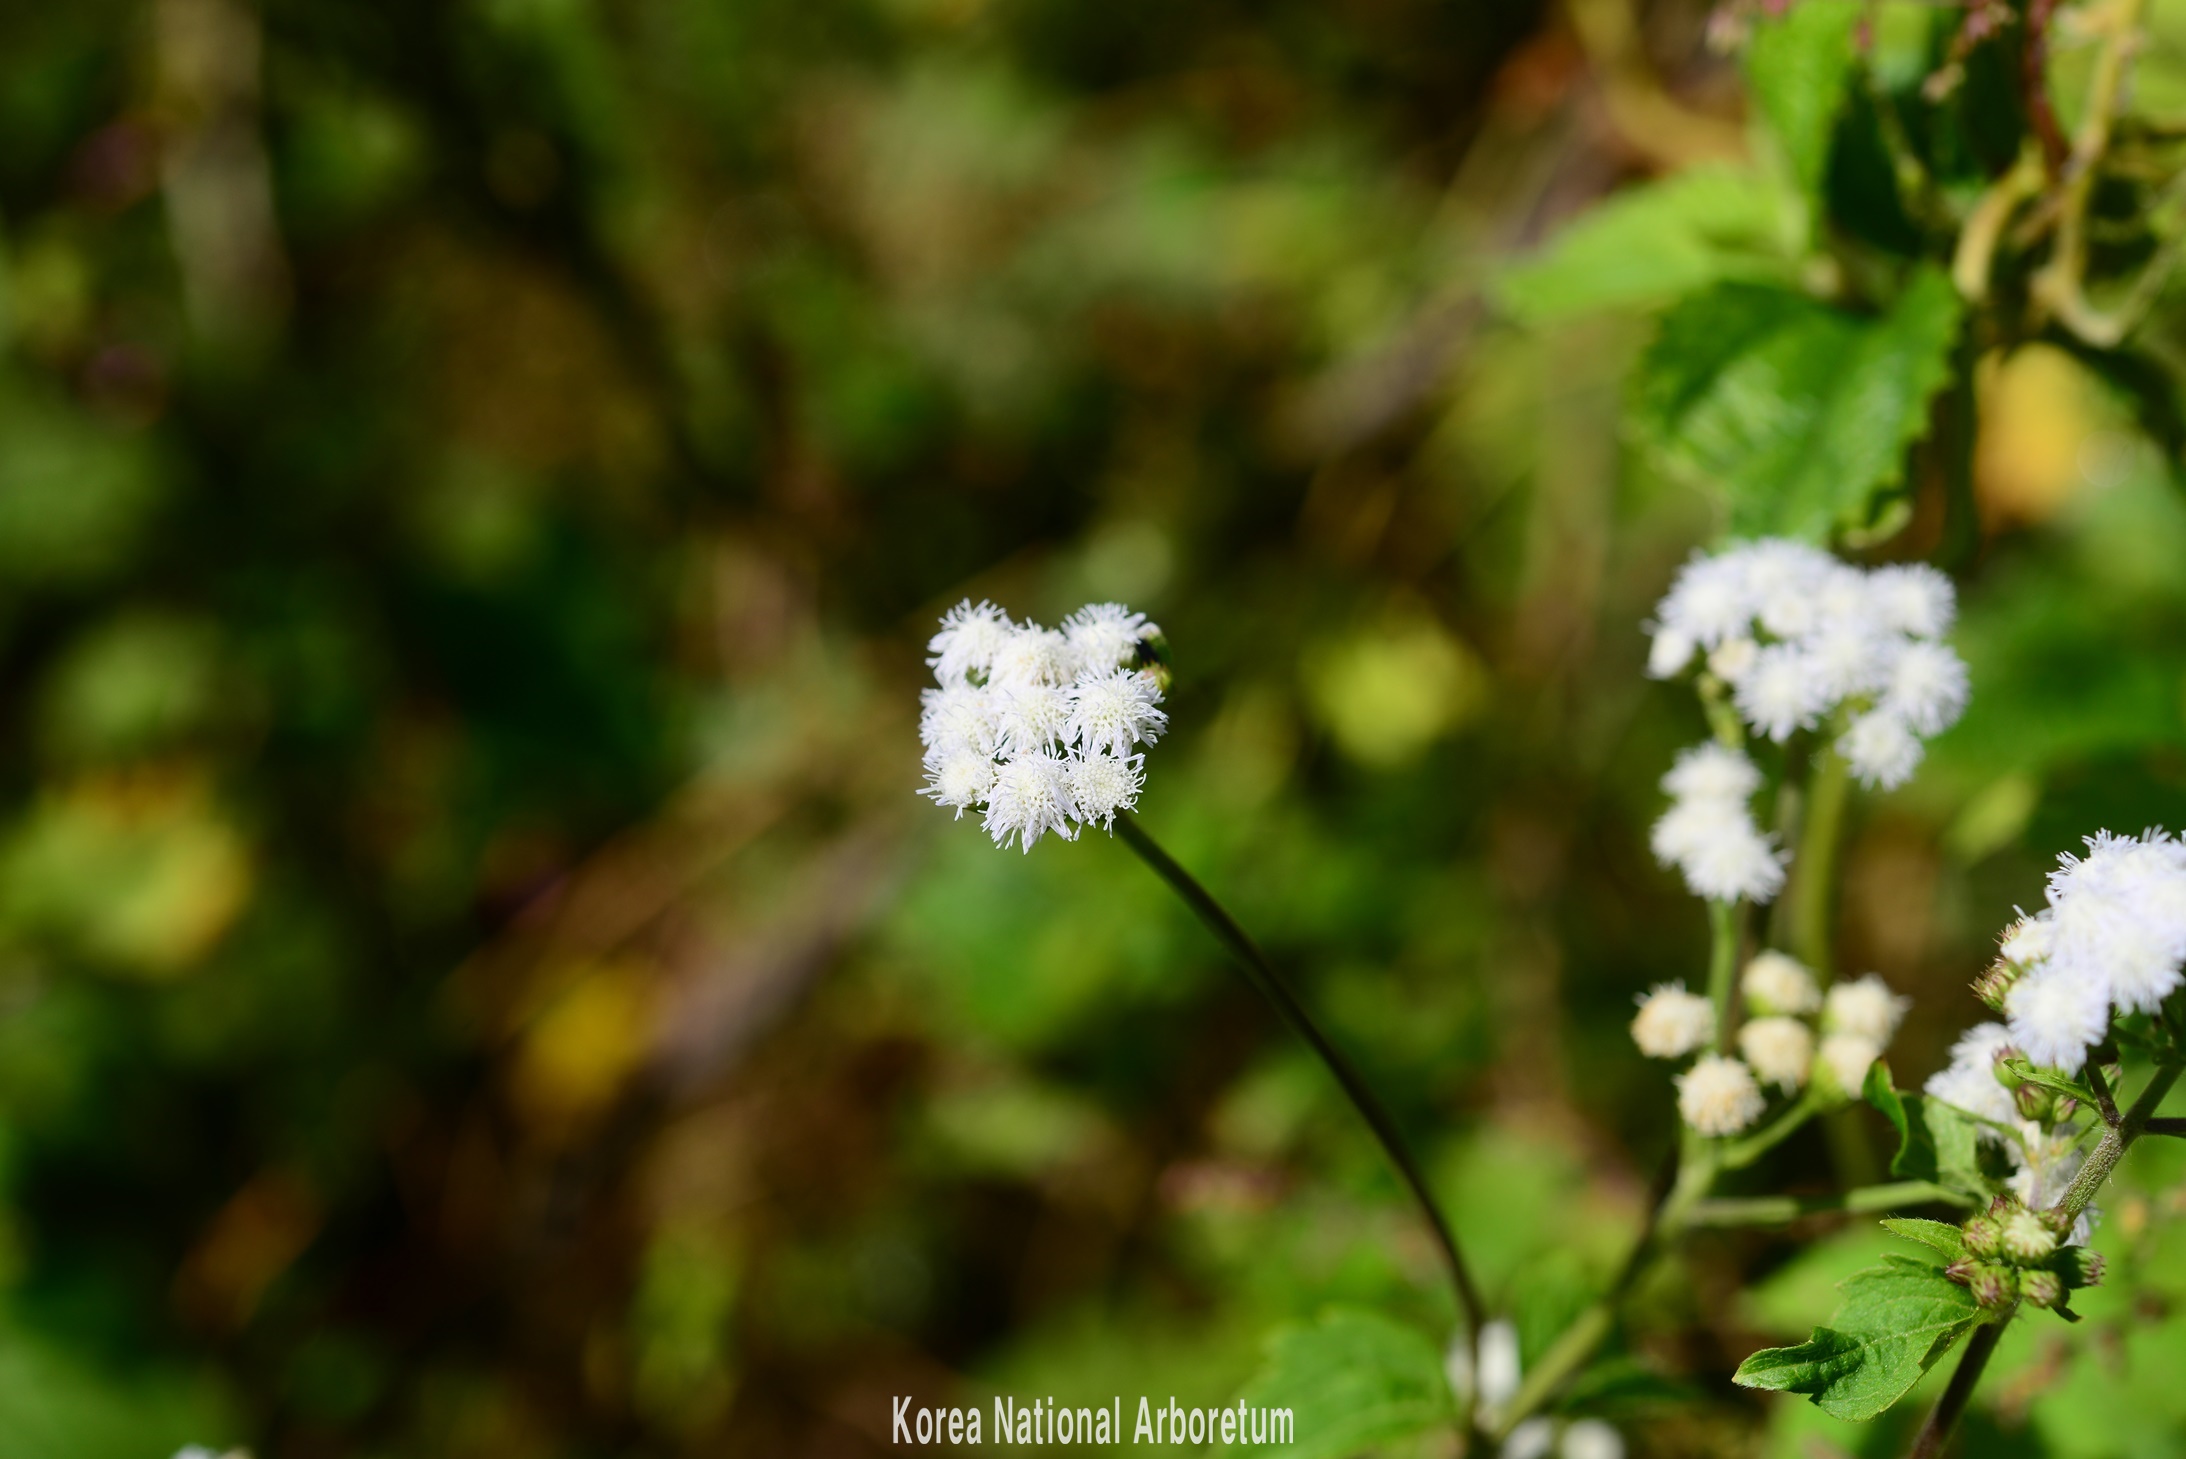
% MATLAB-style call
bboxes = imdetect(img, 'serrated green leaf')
[2001,1057,2101,1106]
[1868,1065,1992,1200]
[1879,1218,1964,1261]
[1733,1257,1981,1420]
[1495,165,1797,324]
[1746,0,1864,202]
[1223,1308,1453,1458]
[1632,268,1961,540]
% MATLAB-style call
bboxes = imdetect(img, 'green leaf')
[1495,165,1797,324]
[1868,1065,1992,1200]
[2001,1057,2100,1107]
[1746,0,1864,203]
[1223,1308,1453,1458]
[1631,267,1963,541]
[1879,1218,1964,1261]
[1733,1257,1981,1420]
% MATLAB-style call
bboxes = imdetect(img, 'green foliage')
[1630,267,1962,540]
[1880,1218,1966,1261]
[1496,167,1798,324]
[1221,1308,1452,1459]
[1866,1063,1994,1201]
[1733,1255,1981,1420]
[1745,0,1865,205]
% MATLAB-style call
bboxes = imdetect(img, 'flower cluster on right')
[1632,952,1909,1137]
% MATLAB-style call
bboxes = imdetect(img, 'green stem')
[1791,742,1849,981]
[1716,1094,1819,1171]
[1906,1317,2006,1459]
[2056,1063,2183,1224]
[1707,898,1739,1054]
[1681,1180,1971,1228]
[2146,1117,2186,1137]
[1114,814,1487,1340]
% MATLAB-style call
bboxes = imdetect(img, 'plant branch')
[2030,0,2155,346]
[2147,1117,2186,1137]
[1114,814,1487,1339]
[2056,1062,2183,1223]
[1680,1180,1972,1228]
[1716,1094,1821,1171]
[1708,898,1740,1054]
[1906,1317,2007,1459]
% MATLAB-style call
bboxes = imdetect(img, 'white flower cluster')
[1649,743,1784,903]
[1632,953,1908,1136]
[919,600,1167,851]
[1994,831,2186,1071]
[1648,540,1969,790]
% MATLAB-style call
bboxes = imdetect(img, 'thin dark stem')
[1114,814,1487,1339]
[2086,1062,2122,1128]
[2025,0,2068,173]
[1907,1319,2005,1459]
[2147,1117,2186,1137]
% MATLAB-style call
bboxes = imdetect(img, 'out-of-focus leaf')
[1222,1308,1453,1458]
[1632,268,1962,539]
[1880,1218,1965,1260]
[1746,0,1864,204]
[1733,1256,1980,1420]
[1495,166,1797,324]
[0,382,163,588]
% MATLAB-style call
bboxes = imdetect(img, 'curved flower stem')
[1113,814,1488,1341]
[1717,1093,1819,1171]
[1906,1317,2006,1459]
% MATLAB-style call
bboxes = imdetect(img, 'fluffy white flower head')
[2005,963,2111,1072]
[1650,743,1785,904]
[1676,1054,1765,1136]
[1817,1032,1883,1098]
[1825,973,1909,1043]
[1631,982,1715,1059]
[1645,541,1968,786]
[1739,1016,1814,1091]
[1741,950,1820,1015]
[1661,742,1762,802]
[918,601,1168,851]
[1922,1022,2018,1132]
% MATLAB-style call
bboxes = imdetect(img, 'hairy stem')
[1907,1318,2006,1459]
[1681,1179,1971,1228]
[1114,814,1487,1339]
[2056,1062,2183,1223]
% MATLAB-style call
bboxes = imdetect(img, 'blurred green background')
[3,0,2186,1455]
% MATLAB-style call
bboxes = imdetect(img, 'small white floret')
[1817,1032,1883,1096]
[921,749,996,817]
[1676,1054,1765,1136]
[927,600,1015,684]
[1561,1419,1626,1459]
[1066,750,1144,829]
[1741,950,1821,1015]
[1734,642,1828,742]
[1063,601,1158,673]
[1922,1022,2018,1132]
[981,751,1080,852]
[1739,1016,1814,1091]
[1866,563,1956,638]
[1883,639,1970,736]
[1647,625,1696,679]
[1824,973,1909,1043]
[1660,742,1762,802]
[988,625,1076,688]
[1066,667,1167,755]
[1631,981,1715,1058]
[1839,710,1923,790]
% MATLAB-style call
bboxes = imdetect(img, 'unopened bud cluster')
[1946,1193,2095,1313]
[1631,951,1907,1137]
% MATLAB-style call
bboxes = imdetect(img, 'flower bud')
[2013,1080,2056,1123]
[2019,1268,2064,1309]
[1960,1214,2003,1260]
[1944,1258,1976,1286]
[1971,959,2021,1013]
[2068,1250,2105,1288]
[2001,1209,2057,1263]
[1991,1050,2024,1091]
[1967,1262,2018,1310]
